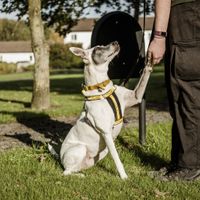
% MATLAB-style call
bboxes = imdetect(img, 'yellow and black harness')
[82,80,123,126]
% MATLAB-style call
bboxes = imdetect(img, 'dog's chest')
[84,86,125,128]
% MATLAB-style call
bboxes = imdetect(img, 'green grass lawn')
[0,67,199,199]
[0,66,167,124]
[0,123,200,200]
[0,72,85,123]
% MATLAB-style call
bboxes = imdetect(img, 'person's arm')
[148,0,171,65]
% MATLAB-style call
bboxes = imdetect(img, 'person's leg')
[167,1,200,171]
[152,1,200,181]
[174,79,200,169]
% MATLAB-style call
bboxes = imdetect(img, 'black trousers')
[165,1,200,168]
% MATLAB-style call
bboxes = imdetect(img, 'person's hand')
[147,37,166,65]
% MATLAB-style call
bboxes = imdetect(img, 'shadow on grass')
[1,111,72,148]
[0,67,169,111]
[0,77,84,94]
[118,135,168,170]
[0,98,31,108]
[1,110,168,172]
[6,133,45,148]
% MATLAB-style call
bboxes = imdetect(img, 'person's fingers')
[153,59,158,65]
[147,49,163,65]
[153,58,162,65]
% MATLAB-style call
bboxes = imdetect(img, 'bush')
[0,62,17,74]
[0,19,31,41]
[49,43,84,69]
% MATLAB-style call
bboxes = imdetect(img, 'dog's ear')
[69,47,90,64]
[69,47,86,58]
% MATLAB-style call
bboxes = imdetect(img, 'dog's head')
[69,41,120,66]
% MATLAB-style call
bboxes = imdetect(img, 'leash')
[121,0,147,87]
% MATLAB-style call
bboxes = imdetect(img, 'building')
[0,41,35,68]
[0,16,154,67]
[64,18,96,49]
[138,17,154,52]
[64,17,154,52]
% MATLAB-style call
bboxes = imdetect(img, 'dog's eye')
[94,46,101,51]
[92,47,106,65]
[93,47,103,55]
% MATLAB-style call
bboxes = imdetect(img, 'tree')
[0,0,96,110]
[0,19,31,41]
[0,0,153,110]
[50,43,83,69]
[91,0,153,21]
[28,0,50,109]
[0,19,63,42]
[1,0,97,35]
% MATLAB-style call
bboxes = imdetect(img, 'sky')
[0,12,17,19]
[0,7,115,20]
[0,1,154,20]
[0,1,17,19]
[0,0,104,20]
[0,0,130,19]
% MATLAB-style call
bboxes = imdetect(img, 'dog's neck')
[84,63,110,86]
[82,63,114,97]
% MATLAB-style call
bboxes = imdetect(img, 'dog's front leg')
[103,133,128,179]
[86,108,127,179]
[126,64,153,107]
[135,65,153,101]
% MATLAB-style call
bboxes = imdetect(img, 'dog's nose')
[112,41,118,46]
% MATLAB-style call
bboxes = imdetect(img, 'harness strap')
[83,87,115,101]
[106,92,123,126]
[84,87,123,126]
[82,80,110,91]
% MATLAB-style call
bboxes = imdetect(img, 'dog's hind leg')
[61,144,88,175]
[98,148,109,161]
[93,148,109,163]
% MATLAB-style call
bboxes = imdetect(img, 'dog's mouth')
[107,44,120,58]
[91,42,120,65]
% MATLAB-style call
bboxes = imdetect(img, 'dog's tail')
[48,143,59,160]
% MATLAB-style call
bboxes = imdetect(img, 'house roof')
[0,41,32,53]
[71,16,154,32]
[71,18,97,32]
[138,17,154,31]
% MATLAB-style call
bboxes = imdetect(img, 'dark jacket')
[172,0,195,6]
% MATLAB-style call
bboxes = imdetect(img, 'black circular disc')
[91,11,145,79]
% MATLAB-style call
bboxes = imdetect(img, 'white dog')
[49,41,152,179]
